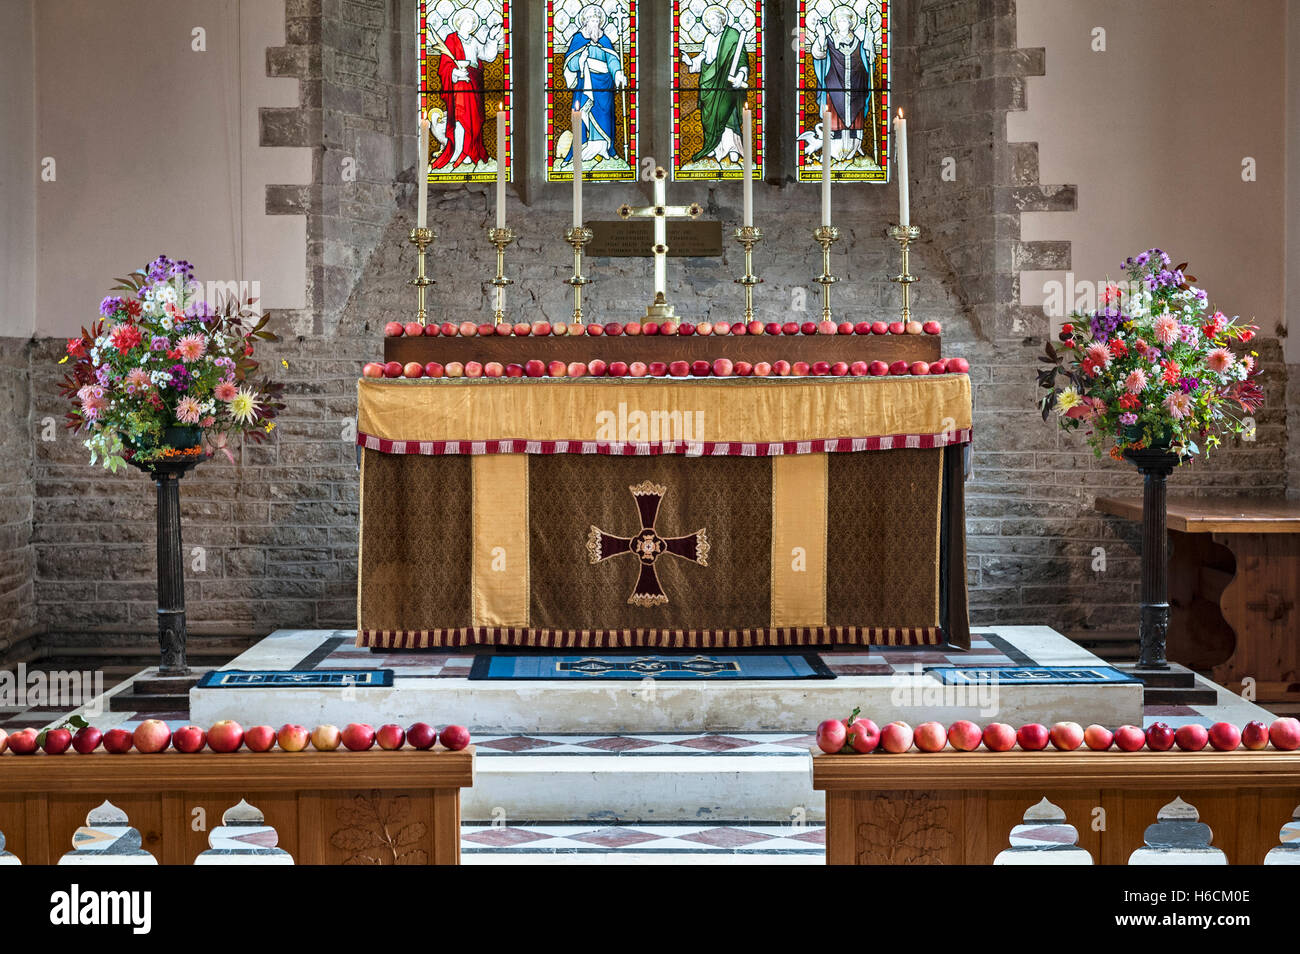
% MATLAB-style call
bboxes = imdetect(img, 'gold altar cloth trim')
[771,454,827,627]
[471,455,530,628]
[357,626,945,649]
[356,376,972,446]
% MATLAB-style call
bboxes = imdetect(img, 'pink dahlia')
[1085,342,1112,370]
[1163,391,1192,420]
[214,380,239,402]
[1154,314,1179,347]
[1206,347,1234,374]
[123,367,151,394]
[176,334,207,362]
[1124,368,1148,393]
[175,396,203,424]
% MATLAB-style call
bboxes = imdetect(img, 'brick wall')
[0,339,36,656]
[8,0,1295,658]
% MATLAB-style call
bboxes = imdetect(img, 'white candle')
[417,115,429,229]
[653,170,666,296]
[894,109,909,227]
[742,105,753,227]
[572,108,583,227]
[820,106,832,227]
[495,102,506,229]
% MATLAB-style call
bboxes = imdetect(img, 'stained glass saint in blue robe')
[562,5,628,164]
[810,5,876,164]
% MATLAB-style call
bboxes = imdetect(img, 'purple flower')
[95,365,110,386]
[1090,308,1125,340]
[1179,377,1200,393]
[151,335,170,351]
[1120,412,1138,426]
[99,295,125,317]
[1135,252,1150,266]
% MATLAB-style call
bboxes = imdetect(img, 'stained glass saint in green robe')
[680,5,748,166]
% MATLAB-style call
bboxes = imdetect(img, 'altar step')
[461,822,824,864]
[463,733,823,824]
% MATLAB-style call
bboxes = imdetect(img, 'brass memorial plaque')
[586,220,724,258]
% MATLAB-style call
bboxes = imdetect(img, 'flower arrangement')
[1037,249,1263,460]
[59,255,284,472]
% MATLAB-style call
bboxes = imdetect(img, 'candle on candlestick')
[894,109,910,228]
[820,106,832,227]
[495,102,507,229]
[572,108,583,227]
[417,114,429,230]
[742,104,753,227]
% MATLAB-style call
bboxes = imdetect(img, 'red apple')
[403,321,424,338]
[440,725,471,751]
[849,360,868,376]
[905,320,923,335]
[552,322,569,336]
[782,321,800,336]
[868,360,888,376]
[816,718,848,754]
[1146,722,1176,751]
[811,360,831,375]
[669,360,690,377]
[1017,723,1050,751]
[72,726,103,754]
[586,322,604,336]
[476,323,495,337]
[1241,720,1270,750]
[1175,723,1209,751]
[1113,725,1146,752]
[648,361,668,377]
[608,361,629,377]
[505,363,524,378]
[982,723,1016,752]
[1270,717,1300,750]
[494,323,511,336]
[928,359,948,374]
[361,362,385,378]
[1050,721,1084,751]
[207,720,245,754]
[133,719,172,754]
[277,724,310,752]
[42,728,73,755]
[524,359,546,378]
[7,728,39,755]
[1208,721,1241,752]
[245,725,277,753]
[915,721,949,753]
[423,361,444,378]
[463,361,483,379]
[407,722,439,750]
[382,360,403,378]
[532,320,552,336]
[383,321,405,337]
[691,360,712,377]
[729,322,746,335]
[423,322,442,337]
[948,357,970,373]
[439,322,457,337]
[753,362,772,377]
[567,361,587,378]
[625,321,642,336]
[910,361,931,375]
[458,321,478,337]
[871,321,889,335]
[734,360,753,377]
[712,358,734,377]
[888,321,905,335]
[604,322,623,336]
[401,361,423,379]
[642,322,659,336]
[947,720,982,752]
[816,319,836,335]
[588,359,608,376]
[547,360,567,377]
[513,322,531,336]
[173,724,207,753]
[923,320,942,335]
[836,321,854,335]
[830,361,850,376]
[1083,724,1114,751]
[710,321,728,336]
[801,321,818,335]
[678,322,695,336]
[0,728,7,753]
[311,724,342,751]
[773,360,792,376]
[880,721,914,754]
[888,360,909,375]
[376,724,406,751]
[854,321,873,335]
[102,728,134,755]
[484,361,505,378]
[444,361,464,378]
[342,723,376,751]
[846,718,881,754]
[765,322,783,336]
[791,361,811,376]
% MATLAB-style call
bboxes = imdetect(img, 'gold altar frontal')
[355,375,972,650]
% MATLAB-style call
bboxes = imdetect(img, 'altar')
[355,345,971,650]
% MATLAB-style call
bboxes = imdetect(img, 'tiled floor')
[460,822,825,861]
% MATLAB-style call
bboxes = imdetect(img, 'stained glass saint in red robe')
[429,9,502,171]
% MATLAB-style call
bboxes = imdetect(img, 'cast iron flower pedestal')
[108,457,213,711]
[1120,449,1217,704]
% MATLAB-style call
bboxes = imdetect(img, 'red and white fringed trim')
[357,428,972,457]
[358,625,945,649]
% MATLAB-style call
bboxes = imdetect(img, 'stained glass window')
[546,0,639,182]
[796,0,889,183]
[672,0,763,181]
[420,0,512,184]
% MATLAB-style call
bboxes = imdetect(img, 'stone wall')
[0,339,36,656]
[9,0,1295,658]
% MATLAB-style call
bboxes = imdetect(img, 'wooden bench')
[1095,495,1300,704]
[0,748,474,865]
[812,749,1300,865]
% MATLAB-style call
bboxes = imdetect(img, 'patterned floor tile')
[461,827,552,847]
[673,735,757,752]
[576,736,662,752]
[566,827,663,849]
[475,735,562,752]
[676,827,772,848]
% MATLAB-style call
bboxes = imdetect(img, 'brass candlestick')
[408,227,435,325]
[487,226,516,325]
[888,223,921,325]
[564,225,594,325]
[733,225,763,324]
[812,225,841,324]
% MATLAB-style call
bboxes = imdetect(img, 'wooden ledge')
[1095,495,1300,533]
[811,748,1300,791]
[0,747,475,792]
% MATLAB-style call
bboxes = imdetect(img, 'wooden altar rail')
[812,749,1300,865]
[0,748,474,865]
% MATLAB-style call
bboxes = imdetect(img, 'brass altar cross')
[617,166,702,320]
[587,480,710,607]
